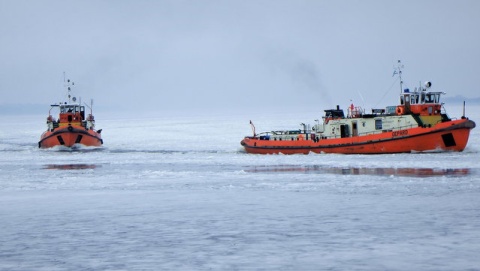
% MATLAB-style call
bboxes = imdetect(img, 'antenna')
[395,60,404,94]
[67,81,71,103]
[63,73,75,103]
[84,99,94,115]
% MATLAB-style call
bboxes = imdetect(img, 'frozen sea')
[1,107,480,270]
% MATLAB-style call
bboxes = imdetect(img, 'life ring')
[396,107,404,115]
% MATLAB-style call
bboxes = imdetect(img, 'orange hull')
[241,119,475,155]
[39,125,103,148]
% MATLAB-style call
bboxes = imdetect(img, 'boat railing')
[317,123,420,139]
[248,122,422,141]
[347,106,365,118]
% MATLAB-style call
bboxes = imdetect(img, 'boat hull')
[241,119,475,154]
[39,125,103,148]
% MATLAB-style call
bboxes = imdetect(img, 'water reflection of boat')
[38,77,103,149]
[241,61,475,154]
[246,165,471,178]
[44,164,98,170]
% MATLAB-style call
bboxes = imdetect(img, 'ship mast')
[395,60,404,94]
[63,72,75,104]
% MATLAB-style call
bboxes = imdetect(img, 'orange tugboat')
[38,77,103,149]
[241,61,476,154]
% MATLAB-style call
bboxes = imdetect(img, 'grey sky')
[1,0,479,113]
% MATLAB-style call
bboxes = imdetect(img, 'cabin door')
[340,124,349,138]
[404,94,411,113]
[352,121,358,137]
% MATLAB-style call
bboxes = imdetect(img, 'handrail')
[249,123,424,141]
[315,123,419,139]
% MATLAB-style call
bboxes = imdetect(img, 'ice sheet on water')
[1,111,480,270]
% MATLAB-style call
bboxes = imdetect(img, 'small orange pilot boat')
[241,61,476,154]
[38,78,103,149]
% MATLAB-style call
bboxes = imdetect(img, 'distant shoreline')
[2,97,479,115]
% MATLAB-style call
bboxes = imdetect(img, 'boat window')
[386,106,396,114]
[425,93,434,103]
[400,96,404,105]
[375,119,382,130]
[60,106,75,113]
[434,93,440,103]
[410,94,419,104]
